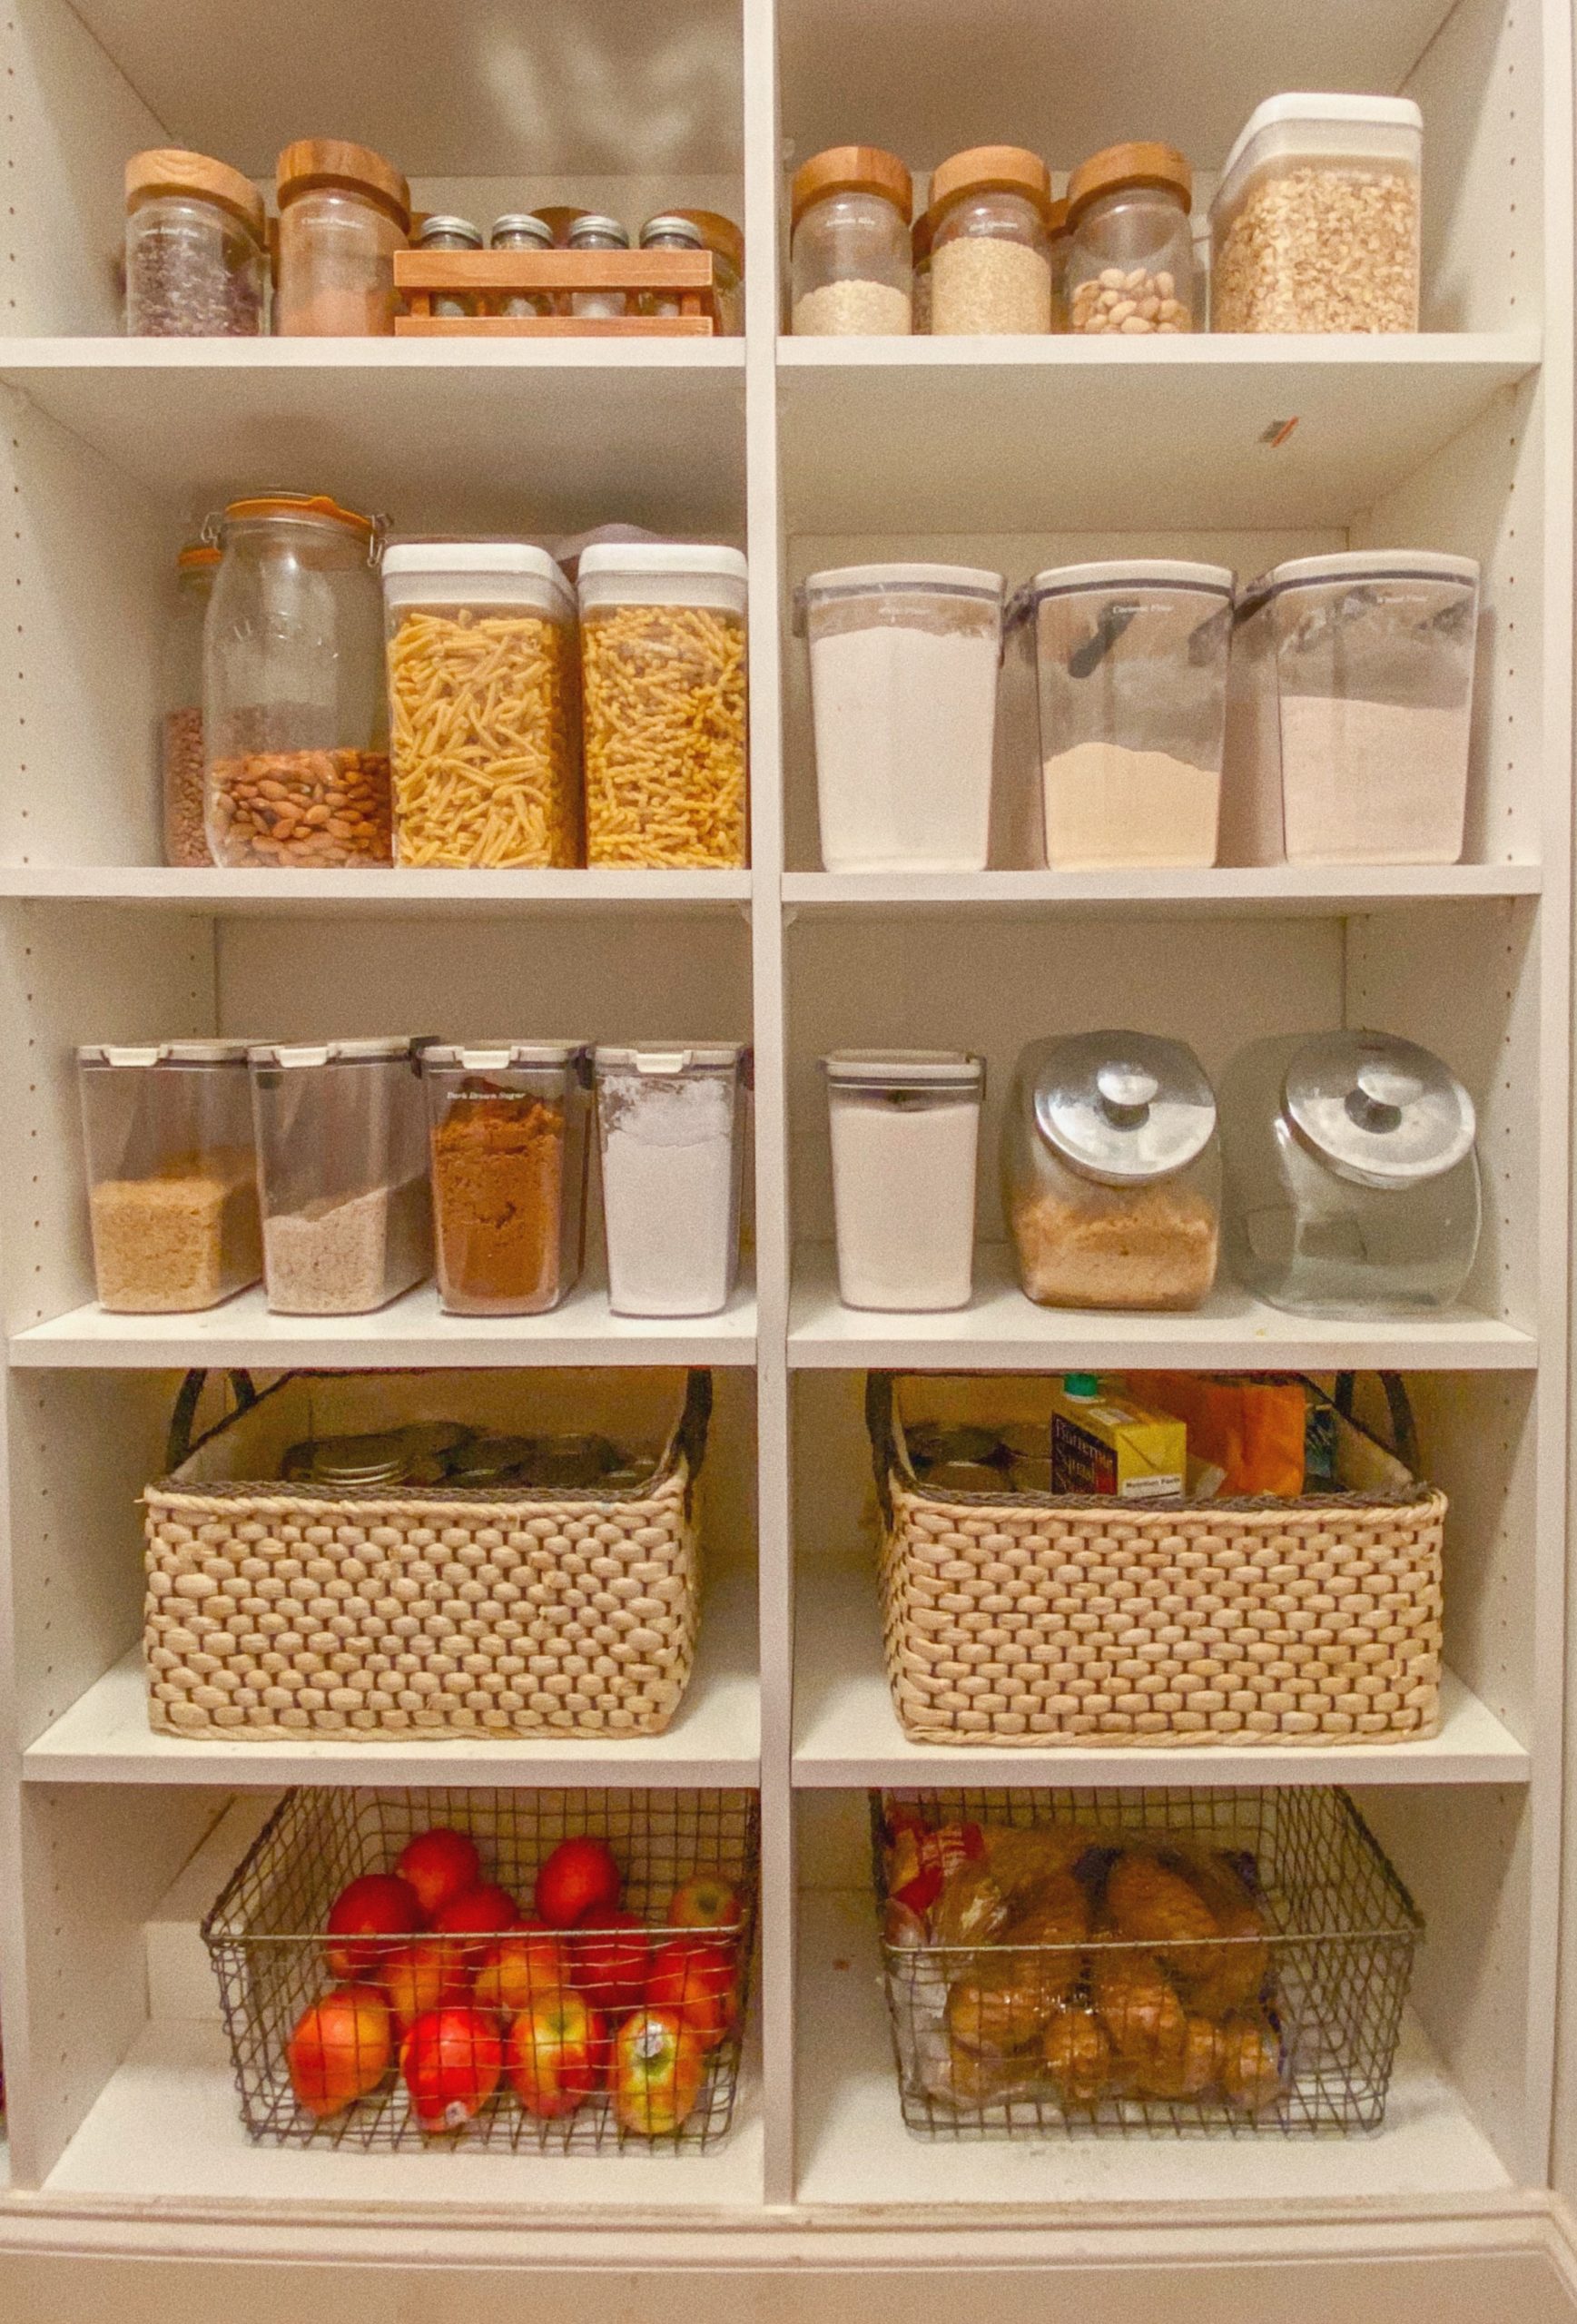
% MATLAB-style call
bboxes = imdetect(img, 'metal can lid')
[640,214,705,247]
[415,213,482,246]
[490,212,553,246]
[569,214,629,245]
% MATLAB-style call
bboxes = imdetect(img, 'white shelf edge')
[0,336,747,375]
[775,330,1543,373]
[24,1565,762,1787]
[793,1563,1530,1789]
[9,1276,760,1369]
[787,1246,1537,1374]
[782,867,1543,913]
[0,866,755,912]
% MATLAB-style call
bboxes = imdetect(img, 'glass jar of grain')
[1066,143,1194,335]
[790,146,913,335]
[930,146,1053,335]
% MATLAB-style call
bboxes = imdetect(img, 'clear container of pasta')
[578,543,749,869]
[383,543,581,869]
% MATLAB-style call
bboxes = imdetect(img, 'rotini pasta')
[581,603,748,868]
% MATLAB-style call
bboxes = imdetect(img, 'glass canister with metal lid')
[413,212,483,316]
[203,491,392,869]
[1002,1031,1221,1310]
[1219,1030,1481,1315]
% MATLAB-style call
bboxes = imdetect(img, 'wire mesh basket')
[202,1786,758,2152]
[872,1786,1421,2140]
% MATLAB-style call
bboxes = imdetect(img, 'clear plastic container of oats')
[1210,94,1423,334]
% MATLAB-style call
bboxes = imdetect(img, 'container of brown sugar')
[421,1040,592,1315]
[77,1040,262,1312]
[1001,1030,1221,1311]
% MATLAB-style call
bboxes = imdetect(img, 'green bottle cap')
[1063,1372,1101,1399]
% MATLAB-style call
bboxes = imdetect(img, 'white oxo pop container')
[823,1050,984,1312]
[593,1043,748,1316]
[802,563,1006,872]
[1222,551,1480,866]
[1210,94,1424,334]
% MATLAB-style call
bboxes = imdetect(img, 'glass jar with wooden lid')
[275,138,411,335]
[930,146,1053,336]
[790,145,913,335]
[670,208,745,333]
[1066,142,1194,335]
[124,148,266,336]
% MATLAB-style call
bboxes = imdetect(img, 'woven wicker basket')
[143,1366,710,1742]
[870,1373,1445,1749]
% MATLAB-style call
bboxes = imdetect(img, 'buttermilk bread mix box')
[1047,1373,1188,1500]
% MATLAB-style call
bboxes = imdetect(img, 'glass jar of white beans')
[1066,142,1195,335]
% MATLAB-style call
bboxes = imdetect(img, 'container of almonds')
[384,542,581,867]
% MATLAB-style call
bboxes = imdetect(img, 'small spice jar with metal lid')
[124,148,266,336]
[204,492,392,868]
[790,146,913,336]
[490,212,554,317]
[275,137,411,335]
[670,209,744,333]
[1219,1029,1481,1315]
[1002,1030,1221,1310]
[160,542,219,867]
[1067,143,1195,334]
[639,212,705,318]
[569,214,631,318]
[931,146,1053,335]
[413,212,482,317]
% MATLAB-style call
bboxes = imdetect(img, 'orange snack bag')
[1124,1373,1307,1497]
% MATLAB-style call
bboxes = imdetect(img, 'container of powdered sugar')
[1221,550,1479,867]
[593,1044,749,1317]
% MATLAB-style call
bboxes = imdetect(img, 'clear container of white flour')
[1011,560,1234,870]
[823,1049,984,1311]
[803,563,1006,872]
[594,1044,747,1316]
[1222,551,1479,866]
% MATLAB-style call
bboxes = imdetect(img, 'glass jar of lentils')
[124,148,266,336]
[1066,142,1195,335]
[930,146,1053,335]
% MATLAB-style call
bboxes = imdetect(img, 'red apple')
[287,1984,392,2119]
[665,1871,744,1935]
[379,1938,472,2038]
[645,1937,738,2052]
[534,1836,622,1929]
[607,2006,705,2138]
[570,1909,649,2016]
[395,1827,481,1922]
[399,2005,504,2132]
[433,1883,519,1965]
[506,1989,608,2120]
[472,1929,569,2018]
[324,1872,422,1977]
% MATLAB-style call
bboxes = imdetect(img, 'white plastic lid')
[421,1040,589,1070]
[804,563,1005,601]
[383,540,574,618]
[1218,93,1423,193]
[79,1039,250,1068]
[594,1043,746,1075]
[1249,549,1478,596]
[578,542,748,615]
[823,1049,984,1091]
[1023,559,1236,600]
[251,1039,414,1068]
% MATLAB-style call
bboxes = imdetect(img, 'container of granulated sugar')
[1010,559,1234,871]
[823,1049,983,1312]
[1222,551,1479,866]
[803,563,1006,872]
[593,1044,748,1316]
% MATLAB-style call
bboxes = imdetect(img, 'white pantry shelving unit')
[2,0,1576,2312]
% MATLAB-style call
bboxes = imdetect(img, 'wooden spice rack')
[393,248,720,335]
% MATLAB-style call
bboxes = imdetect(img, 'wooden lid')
[222,491,375,538]
[912,206,936,262]
[930,144,1050,217]
[125,148,265,240]
[275,138,410,230]
[791,145,912,229]
[671,207,744,276]
[535,206,591,246]
[1065,141,1192,226]
[1047,193,1069,240]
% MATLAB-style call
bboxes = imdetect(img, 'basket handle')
[866,1371,899,1526]
[675,1369,714,1512]
[1332,1372,1421,1476]
[166,1368,261,1473]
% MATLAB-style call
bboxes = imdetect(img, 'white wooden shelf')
[794,1889,1513,2213]
[782,867,1543,918]
[9,1275,759,1368]
[0,866,755,914]
[793,1563,1531,1789]
[787,1246,1537,1373]
[776,335,1543,531]
[24,1563,761,1787]
[42,2020,764,2212]
[0,340,747,537]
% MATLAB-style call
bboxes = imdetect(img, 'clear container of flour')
[823,1050,984,1311]
[249,1039,432,1315]
[594,1045,748,1316]
[1012,560,1234,868]
[803,563,1006,872]
[1222,552,1479,865]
